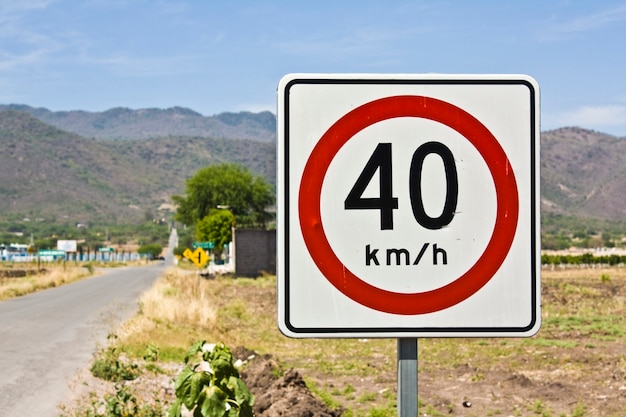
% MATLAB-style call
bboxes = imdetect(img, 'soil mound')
[236,348,342,417]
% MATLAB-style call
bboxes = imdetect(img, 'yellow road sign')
[183,248,193,259]
[189,247,209,268]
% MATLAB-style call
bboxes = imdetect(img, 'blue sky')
[1,0,626,136]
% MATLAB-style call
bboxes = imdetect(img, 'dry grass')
[138,269,217,326]
[0,264,94,300]
[113,270,398,415]
[106,265,626,416]
[36,264,626,416]
[117,268,220,359]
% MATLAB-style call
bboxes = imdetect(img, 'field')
[59,265,626,416]
[0,263,94,300]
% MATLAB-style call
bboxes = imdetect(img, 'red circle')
[298,95,519,315]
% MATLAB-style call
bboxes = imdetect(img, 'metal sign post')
[397,338,418,416]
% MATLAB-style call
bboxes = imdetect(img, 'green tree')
[581,252,594,265]
[137,243,163,259]
[196,209,235,260]
[172,163,274,227]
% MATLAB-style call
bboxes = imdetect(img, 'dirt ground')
[413,350,626,416]
[62,267,626,417]
[65,338,625,417]
[66,340,624,417]
[63,349,341,417]
[236,268,626,417]
[236,349,342,417]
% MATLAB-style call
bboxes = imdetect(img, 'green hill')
[541,127,626,221]
[0,110,275,224]
[2,106,626,241]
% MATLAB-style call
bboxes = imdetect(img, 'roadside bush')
[541,252,626,266]
[137,243,163,259]
[90,346,139,382]
[60,384,164,417]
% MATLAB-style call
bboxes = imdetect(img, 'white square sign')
[277,74,540,338]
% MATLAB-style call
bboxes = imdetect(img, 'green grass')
[544,314,626,340]
[304,379,343,411]
[105,267,626,416]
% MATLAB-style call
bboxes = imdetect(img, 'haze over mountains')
[0,104,276,142]
[0,105,625,225]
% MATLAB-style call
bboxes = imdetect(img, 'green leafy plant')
[570,401,587,417]
[143,343,160,362]
[103,384,140,417]
[83,263,95,274]
[143,343,165,374]
[104,385,163,417]
[169,341,254,417]
[60,383,163,417]
[90,346,139,382]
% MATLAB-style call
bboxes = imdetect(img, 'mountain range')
[0,104,276,142]
[541,127,626,222]
[0,105,625,227]
[0,107,275,223]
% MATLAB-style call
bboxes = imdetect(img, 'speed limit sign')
[277,74,540,338]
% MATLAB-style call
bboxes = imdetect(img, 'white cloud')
[542,105,626,137]
[555,105,626,134]
[237,103,275,114]
[0,0,55,19]
[0,0,61,72]
[275,25,428,60]
[79,53,198,78]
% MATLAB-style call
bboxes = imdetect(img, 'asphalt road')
[0,230,176,417]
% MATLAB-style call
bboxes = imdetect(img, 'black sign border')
[280,77,539,337]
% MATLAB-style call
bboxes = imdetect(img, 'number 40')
[344,142,458,231]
